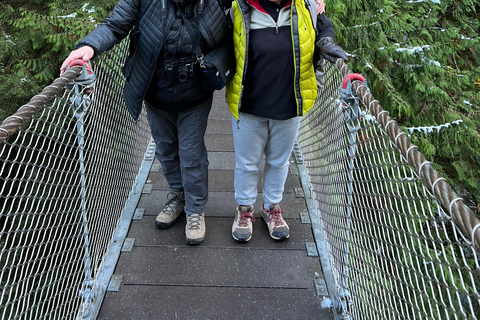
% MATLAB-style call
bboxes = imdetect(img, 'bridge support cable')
[68,61,97,317]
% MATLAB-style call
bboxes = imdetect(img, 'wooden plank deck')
[97,90,333,319]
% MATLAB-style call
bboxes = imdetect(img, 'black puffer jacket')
[76,0,229,120]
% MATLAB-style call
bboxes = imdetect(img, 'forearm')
[315,14,347,63]
[316,13,334,42]
[75,0,140,58]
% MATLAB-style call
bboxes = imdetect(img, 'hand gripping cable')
[65,59,96,113]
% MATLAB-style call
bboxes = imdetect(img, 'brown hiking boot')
[185,212,206,245]
[261,204,289,240]
[155,190,185,228]
[232,205,256,242]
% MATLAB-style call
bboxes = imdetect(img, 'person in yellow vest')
[227,0,347,242]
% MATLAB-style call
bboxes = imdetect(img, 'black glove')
[316,37,348,63]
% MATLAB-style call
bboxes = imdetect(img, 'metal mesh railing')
[297,60,480,319]
[0,39,151,319]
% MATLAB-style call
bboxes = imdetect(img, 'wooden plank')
[115,246,322,288]
[98,285,332,320]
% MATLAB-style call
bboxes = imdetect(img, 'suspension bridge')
[1,39,479,320]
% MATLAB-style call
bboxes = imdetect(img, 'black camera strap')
[180,9,205,68]
[162,0,169,62]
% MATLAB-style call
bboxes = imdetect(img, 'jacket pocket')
[121,29,141,80]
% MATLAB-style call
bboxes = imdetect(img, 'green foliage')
[327,0,480,203]
[0,0,116,122]
[0,35,41,120]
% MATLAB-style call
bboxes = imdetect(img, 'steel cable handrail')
[335,58,480,253]
[0,66,83,143]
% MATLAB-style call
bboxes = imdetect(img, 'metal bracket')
[306,242,319,257]
[78,286,105,319]
[133,208,145,220]
[107,275,123,292]
[295,188,305,198]
[314,278,328,296]
[300,211,311,224]
[142,184,152,194]
[121,238,135,252]
[145,143,156,161]
[293,146,304,164]
[289,164,299,176]
[150,163,160,172]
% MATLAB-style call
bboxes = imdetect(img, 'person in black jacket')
[60,0,231,245]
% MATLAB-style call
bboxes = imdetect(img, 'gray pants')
[145,97,212,215]
[232,112,301,209]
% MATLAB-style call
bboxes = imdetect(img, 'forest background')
[0,0,479,210]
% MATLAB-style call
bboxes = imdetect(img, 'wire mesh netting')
[297,61,480,319]
[0,40,151,319]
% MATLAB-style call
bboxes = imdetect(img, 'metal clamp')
[339,74,368,133]
[66,60,96,113]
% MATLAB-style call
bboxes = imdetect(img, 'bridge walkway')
[97,90,332,319]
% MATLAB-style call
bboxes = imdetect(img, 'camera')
[177,64,191,82]
[165,63,194,82]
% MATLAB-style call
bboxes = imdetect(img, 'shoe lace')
[163,192,183,216]
[268,207,284,230]
[239,210,255,227]
[187,213,202,230]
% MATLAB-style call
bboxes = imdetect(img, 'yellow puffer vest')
[226,0,317,120]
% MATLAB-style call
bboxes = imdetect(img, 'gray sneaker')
[232,205,256,242]
[185,212,206,245]
[261,204,289,240]
[155,190,185,228]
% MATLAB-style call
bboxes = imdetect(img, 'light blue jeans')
[232,112,301,208]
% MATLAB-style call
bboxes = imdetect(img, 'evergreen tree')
[327,0,480,205]
[0,0,116,120]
